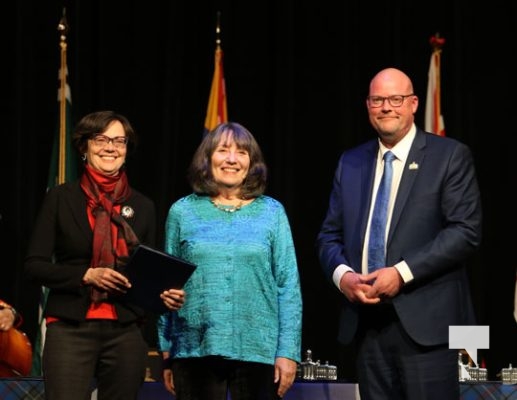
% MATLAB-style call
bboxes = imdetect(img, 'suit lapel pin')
[408,162,419,170]
[121,205,135,219]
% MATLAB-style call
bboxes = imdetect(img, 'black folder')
[122,244,197,313]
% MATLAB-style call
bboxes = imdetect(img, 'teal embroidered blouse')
[157,193,302,365]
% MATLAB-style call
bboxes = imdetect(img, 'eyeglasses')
[367,94,414,108]
[90,135,128,148]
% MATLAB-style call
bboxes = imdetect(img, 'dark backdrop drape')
[3,0,516,380]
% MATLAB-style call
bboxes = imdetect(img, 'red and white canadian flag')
[425,34,446,136]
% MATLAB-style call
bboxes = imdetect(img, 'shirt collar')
[378,124,416,164]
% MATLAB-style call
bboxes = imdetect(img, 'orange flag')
[425,34,446,136]
[203,43,228,136]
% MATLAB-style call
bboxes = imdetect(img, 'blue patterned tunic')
[157,193,302,365]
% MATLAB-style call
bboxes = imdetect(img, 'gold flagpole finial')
[216,11,222,46]
[58,8,69,43]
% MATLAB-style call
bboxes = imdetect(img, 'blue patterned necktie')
[368,151,396,272]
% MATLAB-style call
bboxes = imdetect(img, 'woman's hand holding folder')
[160,289,186,311]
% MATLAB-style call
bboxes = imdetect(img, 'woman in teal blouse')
[157,122,302,400]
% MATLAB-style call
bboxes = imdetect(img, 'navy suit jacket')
[24,180,156,323]
[317,128,482,346]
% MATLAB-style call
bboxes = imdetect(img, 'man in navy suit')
[317,68,482,400]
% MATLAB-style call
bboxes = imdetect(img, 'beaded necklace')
[210,199,244,213]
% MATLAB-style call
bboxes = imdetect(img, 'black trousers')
[172,356,280,400]
[356,304,459,400]
[43,319,148,400]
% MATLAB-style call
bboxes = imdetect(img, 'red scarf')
[80,164,139,302]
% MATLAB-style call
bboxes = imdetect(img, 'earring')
[81,153,87,161]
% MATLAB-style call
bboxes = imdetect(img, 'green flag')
[31,14,77,376]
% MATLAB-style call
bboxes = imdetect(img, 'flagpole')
[58,8,69,185]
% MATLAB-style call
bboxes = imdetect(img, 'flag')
[425,34,446,136]
[514,270,517,324]
[31,14,78,376]
[203,43,228,136]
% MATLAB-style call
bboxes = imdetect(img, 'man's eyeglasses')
[367,94,414,108]
[90,135,128,148]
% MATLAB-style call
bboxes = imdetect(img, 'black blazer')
[317,128,482,346]
[24,180,156,323]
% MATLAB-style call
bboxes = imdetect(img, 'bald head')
[369,68,414,95]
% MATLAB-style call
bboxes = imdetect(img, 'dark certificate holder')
[123,244,196,313]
